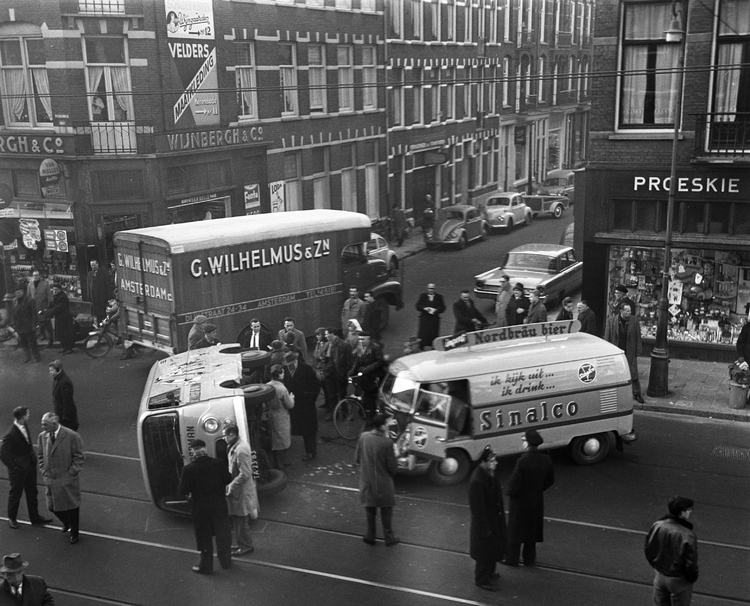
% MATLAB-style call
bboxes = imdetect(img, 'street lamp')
[647,3,685,397]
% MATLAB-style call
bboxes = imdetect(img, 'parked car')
[537,169,576,203]
[474,243,583,308]
[367,232,399,275]
[426,205,488,249]
[522,194,570,219]
[481,192,533,232]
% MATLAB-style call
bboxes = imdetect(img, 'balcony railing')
[74,121,154,155]
[694,113,750,158]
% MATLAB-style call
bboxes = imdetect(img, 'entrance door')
[410,166,435,226]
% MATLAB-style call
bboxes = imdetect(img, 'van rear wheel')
[570,433,611,465]
[427,449,470,486]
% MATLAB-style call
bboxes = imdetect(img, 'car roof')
[545,169,574,178]
[509,243,573,255]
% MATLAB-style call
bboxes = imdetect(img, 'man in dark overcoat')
[507,283,530,326]
[361,292,387,343]
[179,439,233,574]
[0,553,55,605]
[577,300,598,335]
[504,428,554,567]
[603,301,644,403]
[44,284,75,354]
[468,446,507,592]
[453,290,487,334]
[283,351,320,461]
[349,332,387,414]
[0,407,51,529]
[12,283,40,363]
[48,360,79,431]
[415,283,446,350]
[326,327,352,404]
[86,259,114,323]
[28,270,52,345]
[355,413,399,546]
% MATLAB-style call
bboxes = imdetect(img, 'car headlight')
[448,230,458,239]
[203,417,220,433]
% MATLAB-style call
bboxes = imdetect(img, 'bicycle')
[81,317,119,358]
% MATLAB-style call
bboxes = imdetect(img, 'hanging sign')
[39,158,62,197]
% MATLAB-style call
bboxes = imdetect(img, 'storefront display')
[607,245,747,347]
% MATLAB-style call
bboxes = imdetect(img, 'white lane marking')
[86,451,140,461]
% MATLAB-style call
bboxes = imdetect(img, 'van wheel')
[241,383,276,405]
[553,205,564,219]
[427,449,471,486]
[257,468,287,496]
[570,433,611,465]
[240,350,272,373]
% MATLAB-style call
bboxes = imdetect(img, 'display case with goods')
[607,245,747,348]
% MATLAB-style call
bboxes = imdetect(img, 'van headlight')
[203,417,220,433]
[395,428,411,456]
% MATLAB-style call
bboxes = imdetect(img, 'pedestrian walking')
[504,429,554,567]
[468,446,507,592]
[645,496,699,606]
[222,425,258,557]
[556,297,575,321]
[28,271,52,346]
[277,317,306,360]
[48,360,79,432]
[355,413,399,546]
[283,351,320,461]
[453,290,487,334]
[178,439,233,574]
[86,259,114,323]
[415,283,446,350]
[604,301,644,403]
[12,282,41,364]
[507,283,530,326]
[341,287,366,336]
[390,203,407,246]
[525,288,548,324]
[0,407,52,530]
[188,315,208,350]
[44,284,75,354]
[349,332,387,415]
[192,323,220,349]
[361,291,387,343]
[266,364,295,469]
[577,300,598,335]
[37,412,84,545]
[494,275,512,327]
[0,553,54,605]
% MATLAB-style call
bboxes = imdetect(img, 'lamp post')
[647,4,685,397]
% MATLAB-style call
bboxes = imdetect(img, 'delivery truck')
[114,210,403,354]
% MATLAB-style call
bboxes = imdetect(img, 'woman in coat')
[468,446,508,592]
[266,364,294,470]
[283,352,320,461]
[45,284,76,354]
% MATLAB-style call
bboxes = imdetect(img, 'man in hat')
[188,315,208,350]
[604,301,645,403]
[415,283,446,350]
[645,496,699,606]
[179,439,233,574]
[453,290,487,334]
[12,282,41,364]
[507,283,530,326]
[192,324,219,349]
[525,287,548,324]
[611,284,636,318]
[0,553,54,605]
[504,428,554,567]
[468,446,507,592]
[283,350,320,461]
[43,284,75,354]
[1,407,52,530]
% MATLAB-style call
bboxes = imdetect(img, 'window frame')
[82,34,134,123]
[337,45,354,113]
[279,42,299,117]
[308,43,327,114]
[362,45,377,110]
[0,36,52,128]
[235,42,258,120]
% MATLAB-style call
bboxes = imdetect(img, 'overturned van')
[380,321,637,486]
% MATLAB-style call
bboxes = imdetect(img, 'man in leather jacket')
[644,496,698,606]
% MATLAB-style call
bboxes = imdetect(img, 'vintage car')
[481,192,533,232]
[522,194,570,219]
[367,232,399,274]
[474,243,583,308]
[426,205,488,249]
[537,169,576,203]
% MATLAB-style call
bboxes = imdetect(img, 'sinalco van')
[137,344,280,514]
[380,321,637,486]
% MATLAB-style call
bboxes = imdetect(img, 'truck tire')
[427,449,471,486]
[570,433,611,465]
[257,468,287,496]
[553,205,564,219]
[241,383,276,405]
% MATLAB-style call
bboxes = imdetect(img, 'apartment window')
[83,36,133,121]
[440,67,455,119]
[389,68,403,126]
[444,0,455,41]
[78,0,124,13]
[540,0,547,43]
[503,0,511,42]
[391,0,403,37]
[365,162,379,218]
[280,43,298,116]
[312,147,330,209]
[362,46,377,110]
[538,56,546,102]
[568,56,575,94]
[552,61,558,104]
[424,69,439,123]
[464,1,472,42]
[487,65,496,113]
[308,45,327,113]
[0,36,52,127]
[337,46,354,112]
[284,152,302,211]
[92,170,143,200]
[412,0,423,40]
[560,0,572,33]
[713,0,750,121]
[361,0,376,12]
[455,67,465,119]
[308,0,324,6]
[489,1,498,43]
[341,144,357,212]
[502,57,510,106]
[236,43,258,119]
[409,68,422,124]
[429,1,440,40]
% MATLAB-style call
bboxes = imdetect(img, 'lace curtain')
[4,69,27,121]
[31,68,52,121]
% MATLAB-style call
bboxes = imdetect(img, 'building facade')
[580,0,749,360]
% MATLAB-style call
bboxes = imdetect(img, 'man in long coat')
[453,290,487,334]
[0,553,55,605]
[283,351,320,461]
[37,413,84,545]
[327,327,352,405]
[604,301,644,403]
[525,288,548,324]
[361,292,387,343]
[86,260,114,323]
[507,283,530,326]
[505,428,554,567]
[49,360,79,431]
[222,425,258,557]
[468,447,507,592]
[44,284,75,354]
[355,413,399,546]
[415,284,446,350]
[12,283,40,363]
[28,271,52,345]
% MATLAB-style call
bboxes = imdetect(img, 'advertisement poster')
[244,183,260,215]
[270,181,285,213]
[165,0,220,128]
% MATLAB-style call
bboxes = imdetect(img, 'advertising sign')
[165,0,219,128]
[44,228,69,252]
[244,183,260,215]
[270,181,285,213]
[434,320,581,352]
[39,158,62,198]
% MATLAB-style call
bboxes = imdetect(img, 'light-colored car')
[426,205,489,249]
[481,192,533,232]
[522,194,570,219]
[537,169,576,203]
[367,232,399,275]
[474,243,583,308]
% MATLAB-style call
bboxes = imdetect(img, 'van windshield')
[381,373,417,413]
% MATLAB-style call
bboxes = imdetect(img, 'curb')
[635,402,750,422]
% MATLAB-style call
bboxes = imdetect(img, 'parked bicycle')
[81,317,119,358]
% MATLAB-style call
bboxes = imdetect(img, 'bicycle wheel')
[82,331,113,358]
[333,397,367,440]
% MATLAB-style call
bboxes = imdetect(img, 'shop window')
[683,201,706,234]
[92,170,143,200]
[167,160,231,196]
[734,202,750,234]
[0,36,52,127]
[708,203,731,234]
[635,200,658,232]
[13,171,40,197]
[612,199,633,231]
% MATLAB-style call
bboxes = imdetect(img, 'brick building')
[579,0,750,360]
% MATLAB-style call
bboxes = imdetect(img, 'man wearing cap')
[43,284,75,354]
[179,439,233,574]
[611,284,636,318]
[12,282,41,364]
[645,496,699,606]
[507,283,530,326]
[604,301,644,403]
[525,288,548,324]
[415,283,446,349]
[192,324,219,349]
[0,553,54,605]
[188,315,208,350]
[283,350,320,461]
[504,429,554,567]
[468,447,507,592]
[453,290,487,334]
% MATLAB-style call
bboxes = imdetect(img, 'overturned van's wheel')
[257,468,287,496]
[240,350,271,373]
[242,383,275,405]
[570,433,611,465]
[427,449,471,486]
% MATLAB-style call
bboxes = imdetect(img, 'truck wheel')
[257,468,287,496]
[241,383,276,405]
[427,449,471,486]
[553,205,564,219]
[377,297,390,330]
[570,433,611,465]
[457,233,468,250]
